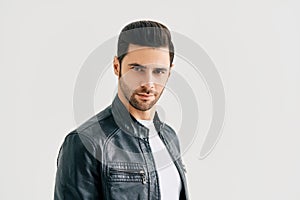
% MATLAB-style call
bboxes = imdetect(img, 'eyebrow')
[155,67,168,71]
[128,63,169,70]
[128,63,147,68]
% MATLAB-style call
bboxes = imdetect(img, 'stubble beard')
[119,79,163,111]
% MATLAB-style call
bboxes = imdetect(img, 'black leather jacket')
[54,95,189,200]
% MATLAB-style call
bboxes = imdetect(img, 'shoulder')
[72,105,119,145]
[56,131,100,174]
[162,123,178,140]
[161,123,181,149]
[59,105,119,161]
[59,131,97,161]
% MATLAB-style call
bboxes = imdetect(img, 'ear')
[168,63,174,77]
[113,56,120,76]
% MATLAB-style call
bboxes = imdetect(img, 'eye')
[153,68,167,74]
[132,66,144,72]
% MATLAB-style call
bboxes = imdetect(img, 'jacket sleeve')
[54,132,103,200]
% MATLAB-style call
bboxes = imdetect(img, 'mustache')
[134,88,157,95]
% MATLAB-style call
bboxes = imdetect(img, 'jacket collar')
[111,95,164,138]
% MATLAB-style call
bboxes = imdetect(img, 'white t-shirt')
[138,119,182,200]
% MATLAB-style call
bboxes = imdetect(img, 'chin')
[130,99,155,111]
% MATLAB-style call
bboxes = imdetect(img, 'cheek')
[155,84,165,93]
[120,73,141,89]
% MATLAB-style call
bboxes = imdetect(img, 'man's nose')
[141,81,155,88]
[141,71,155,88]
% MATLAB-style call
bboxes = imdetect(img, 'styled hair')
[117,20,174,67]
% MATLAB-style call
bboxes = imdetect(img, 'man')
[54,20,189,200]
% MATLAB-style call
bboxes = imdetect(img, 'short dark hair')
[117,20,174,67]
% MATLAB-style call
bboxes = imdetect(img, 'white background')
[1,0,300,199]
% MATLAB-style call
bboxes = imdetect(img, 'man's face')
[116,44,172,111]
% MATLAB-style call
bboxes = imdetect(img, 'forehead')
[123,44,170,66]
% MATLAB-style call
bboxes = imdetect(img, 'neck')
[117,92,155,120]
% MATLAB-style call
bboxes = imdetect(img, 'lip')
[136,93,154,100]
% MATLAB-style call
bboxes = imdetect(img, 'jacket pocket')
[106,163,149,200]
[108,168,147,184]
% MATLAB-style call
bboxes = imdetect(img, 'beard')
[119,79,163,111]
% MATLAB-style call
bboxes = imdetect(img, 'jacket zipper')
[110,169,146,184]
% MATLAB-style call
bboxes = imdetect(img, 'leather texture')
[54,95,189,200]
